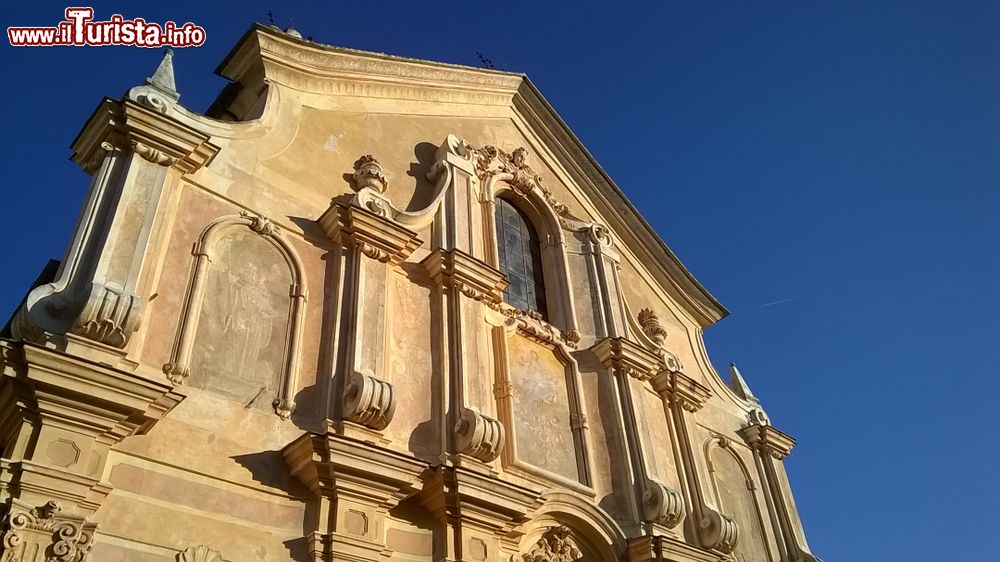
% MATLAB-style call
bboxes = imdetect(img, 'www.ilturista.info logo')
[8,8,206,47]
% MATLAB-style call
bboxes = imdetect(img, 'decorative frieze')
[454,407,505,463]
[343,370,396,431]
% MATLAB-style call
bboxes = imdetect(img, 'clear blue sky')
[2,2,997,560]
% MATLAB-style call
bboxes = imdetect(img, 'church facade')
[0,25,820,562]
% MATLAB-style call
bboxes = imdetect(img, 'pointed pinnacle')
[145,48,179,100]
[728,362,759,404]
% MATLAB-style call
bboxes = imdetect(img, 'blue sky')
[2,2,997,560]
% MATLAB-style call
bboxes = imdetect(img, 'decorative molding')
[343,370,396,431]
[513,526,583,562]
[738,423,796,460]
[698,507,738,554]
[177,545,223,562]
[319,203,422,266]
[0,501,96,562]
[421,249,506,303]
[591,337,661,382]
[454,407,504,463]
[132,141,176,166]
[162,213,307,419]
[473,146,541,197]
[641,478,684,529]
[650,370,712,413]
[493,302,580,350]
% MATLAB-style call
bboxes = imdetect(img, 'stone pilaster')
[318,201,421,443]
[420,248,506,467]
[282,431,427,562]
[592,337,686,541]
[12,84,218,364]
[0,340,183,561]
[739,420,822,562]
[649,369,738,556]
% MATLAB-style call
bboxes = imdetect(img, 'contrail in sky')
[759,295,805,308]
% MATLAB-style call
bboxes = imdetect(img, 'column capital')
[650,370,713,412]
[72,99,219,175]
[591,337,661,381]
[738,423,797,460]
[420,248,507,303]
[319,202,423,266]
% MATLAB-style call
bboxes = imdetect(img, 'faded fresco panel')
[712,448,771,562]
[637,386,680,489]
[189,229,292,413]
[386,270,436,460]
[508,336,577,481]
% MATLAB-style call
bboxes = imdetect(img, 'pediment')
[208,24,727,328]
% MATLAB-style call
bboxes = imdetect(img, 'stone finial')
[727,362,760,404]
[352,155,388,193]
[638,308,667,345]
[146,49,179,100]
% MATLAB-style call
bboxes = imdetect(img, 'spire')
[728,362,760,404]
[145,49,179,101]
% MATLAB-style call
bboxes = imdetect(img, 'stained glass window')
[495,197,547,318]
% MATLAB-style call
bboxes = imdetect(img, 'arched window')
[495,197,547,318]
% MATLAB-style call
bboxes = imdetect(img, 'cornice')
[591,337,662,381]
[319,203,423,266]
[649,370,713,413]
[421,248,507,303]
[738,423,797,460]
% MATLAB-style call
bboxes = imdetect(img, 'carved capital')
[319,203,422,266]
[738,423,796,460]
[421,248,506,303]
[591,337,661,382]
[641,479,684,529]
[0,500,97,562]
[650,370,712,412]
[454,407,504,463]
[699,507,738,554]
[343,370,396,431]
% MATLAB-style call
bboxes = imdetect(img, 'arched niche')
[705,436,774,562]
[163,212,308,419]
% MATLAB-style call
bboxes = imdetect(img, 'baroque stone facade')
[0,25,819,562]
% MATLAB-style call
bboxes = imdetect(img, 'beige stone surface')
[0,24,819,562]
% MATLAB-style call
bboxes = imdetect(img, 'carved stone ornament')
[699,507,738,554]
[0,500,97,562]
[343,370,396,430]
[637,308,667,346]
[492,302,580,350]
[641,478,684,529]
[69,282,142,348]
[177,545,223,562]
[513,526,583,562]
[352,155,388,193]
[454,407,504,463]
[473,145,542,197]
